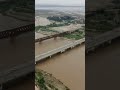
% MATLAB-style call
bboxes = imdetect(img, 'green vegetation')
[35,22,70,32]
[47,16,83,24]
[35,70,70,90]
[47,16,75,22]
[64,28,85,40]
[35,25,58,33]
[35,70,48,90]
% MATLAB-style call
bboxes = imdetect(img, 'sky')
[35,0,85,6]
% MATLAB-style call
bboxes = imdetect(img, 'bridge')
[0,24,34,39]
[35,29,82,43]
[86,28,120,52]
[35,38,85,63]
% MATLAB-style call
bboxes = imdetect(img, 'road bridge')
[86,28,120,52]
[35,38,85,63]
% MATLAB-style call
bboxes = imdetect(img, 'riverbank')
[35,70,69,90]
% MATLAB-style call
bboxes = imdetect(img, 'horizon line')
[35,4,85,7]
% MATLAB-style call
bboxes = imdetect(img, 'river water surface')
[36,42,85,90]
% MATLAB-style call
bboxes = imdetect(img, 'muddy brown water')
[5,37,120,90]
[35,37,73,55]
[0,32,34,90]
[86,38,120,90]
[36,42,85,90]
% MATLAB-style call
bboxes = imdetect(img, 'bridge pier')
[35,38,85,61]
[71,46,75,49]
[61,50,65,53]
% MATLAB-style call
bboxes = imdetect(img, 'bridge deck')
[35,38,85,63]
[86,28,120,52]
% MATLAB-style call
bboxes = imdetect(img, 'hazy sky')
[35,0,85,6]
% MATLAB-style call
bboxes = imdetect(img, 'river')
[6,37,120,90]
[36,42,85,90]
[86,37,120,90]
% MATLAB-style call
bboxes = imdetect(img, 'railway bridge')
[0,24,34,39]
[35,29,80,43]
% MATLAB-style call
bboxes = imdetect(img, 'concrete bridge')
[35,38,85,63]
[0,24,34,39]
[86,28,120,52]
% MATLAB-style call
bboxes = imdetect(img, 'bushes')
[35,71,48,90]
[64,29,85,40]
[47,16,75,22]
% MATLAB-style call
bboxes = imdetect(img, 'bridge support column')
[61,50,65,53]
[71,46,75,49]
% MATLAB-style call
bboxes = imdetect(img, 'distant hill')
[35,4,84,7]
